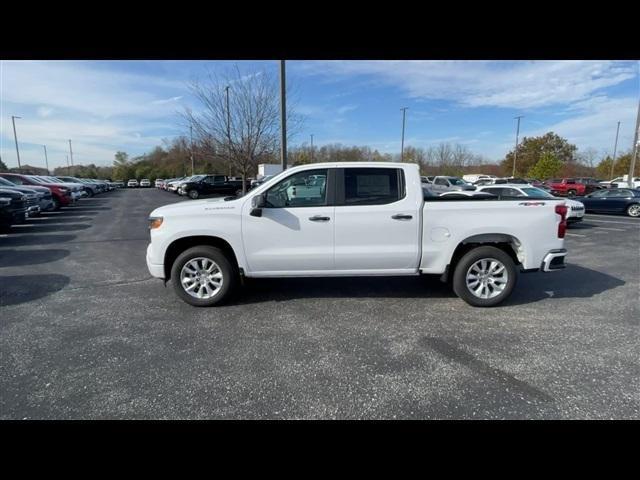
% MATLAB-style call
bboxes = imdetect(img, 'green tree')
[501,132,577,177]
[595,151,636,179]
[0,157,8,172]
[527,152,563,180]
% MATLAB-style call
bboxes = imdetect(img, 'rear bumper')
[541,249,567,272]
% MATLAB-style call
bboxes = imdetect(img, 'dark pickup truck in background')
[178,174,251,199]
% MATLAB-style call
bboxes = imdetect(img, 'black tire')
[626,203,640,218]
[452,246,518,307]
[86,189,94,198]
[567,189,577,198]
[170,246,236,307]
[188,190,199,199]
[52,198,60,211]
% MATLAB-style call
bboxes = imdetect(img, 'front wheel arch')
[164,235,240,281]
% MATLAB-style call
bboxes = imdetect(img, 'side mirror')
[250,193,266,217]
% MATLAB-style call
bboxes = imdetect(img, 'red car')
[0,173,74,210]
[545,178,587,198]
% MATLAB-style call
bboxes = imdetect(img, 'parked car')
[0,176,55,212]
[428,176,476,193]
[462,174,497,184]
[113,180,125,188]
[0,188,30,229]
[599,176,640,189]
[167,177,188,193]
[140,179,151,188]
[251,175,274,189]
[155,179,164,188]
[545,178,587,198]
[477,184,585,223]
[0,173,74,210]
[146,162,569,308]
[127,179,139,188]
[54,176,100,197]
[35,176,85,199]
[575,188,640,217]
[178,175,250,199]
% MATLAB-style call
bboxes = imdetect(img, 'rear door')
[604,189,634,212]
[333,166,420,272]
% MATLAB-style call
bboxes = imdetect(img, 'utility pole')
[43,145,49,174]
[610,121,621,180]
[66,155,70,174]
[310,134,314,162]
[628,99,640,186]
[279,60,287,170]
[513,116,524,177]
[225,85,232,176]
[68,139,74,175]
[190,124,195,175]
[400,107,408,162]
[11,115,22,169]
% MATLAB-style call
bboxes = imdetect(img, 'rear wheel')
[188,190,199,199]
[170,246,236,307]
[626,203,640,217]
[567,189,577,198]
[452,246,518,307]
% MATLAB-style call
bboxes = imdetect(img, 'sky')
[1,60,638,170]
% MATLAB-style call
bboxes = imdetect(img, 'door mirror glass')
[250,193,266,217]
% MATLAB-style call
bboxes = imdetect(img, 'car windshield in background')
[190,175,205,182]
[521,187,554,198]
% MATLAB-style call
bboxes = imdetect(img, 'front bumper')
[146,244,165,279]
[541,249,567,272]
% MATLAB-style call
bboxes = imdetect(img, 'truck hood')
[150,196,241,217]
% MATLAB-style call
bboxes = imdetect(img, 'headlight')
[149,216,164,230]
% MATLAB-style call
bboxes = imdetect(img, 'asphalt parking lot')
[1,188,638,419]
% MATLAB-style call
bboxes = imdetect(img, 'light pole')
[400,107,408,162]
[610,121,621,180]
[513,116,524,177]
[43,145,49,174]
[310,134,314,162]
[11,115,22,169]
[628,99,640,186]
[66,154,70,174]
[68,139,74,173]
[279,60,287,170]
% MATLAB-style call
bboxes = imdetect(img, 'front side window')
[449,178,465,186]
[214,175,226,184]
[434,178,449,186]
[589,190,608,198]
[344,168,402,205]
[265,169,328,208]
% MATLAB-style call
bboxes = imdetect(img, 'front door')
[242,168,335,275]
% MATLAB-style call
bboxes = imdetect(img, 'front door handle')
[309,215,330,222]
[392,214,413,220]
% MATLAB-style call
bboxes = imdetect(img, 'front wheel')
[452,246,518,307]
[567,190,577,198]
[188,190,199,199]
[626,203,640,217]
[170,246,236,307]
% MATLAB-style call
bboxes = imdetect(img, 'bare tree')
[183,66,302,193]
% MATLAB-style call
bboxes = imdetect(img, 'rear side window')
[344,168,402,205]
[434,177,449,186]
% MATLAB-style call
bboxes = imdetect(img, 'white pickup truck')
[146,162,569,307]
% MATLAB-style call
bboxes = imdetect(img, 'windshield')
[189,175,205,182]
[521,187,554,198]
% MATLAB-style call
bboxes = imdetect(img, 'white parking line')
[566,233,586,237]
[594,227,627,232]
[585,218,640,226]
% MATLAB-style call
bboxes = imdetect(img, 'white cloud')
[36,106,53,118]
[295,60,638,109]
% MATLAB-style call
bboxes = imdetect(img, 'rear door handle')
[309,215,330,222]
[391,214,413,220]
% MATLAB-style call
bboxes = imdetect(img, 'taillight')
[555,204,568,238]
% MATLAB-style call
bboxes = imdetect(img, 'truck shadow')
[235,264,624,306]
[0,234,77,247]
[0,274,70,307]
[504,264,625,305]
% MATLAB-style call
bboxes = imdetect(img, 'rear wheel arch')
[443,233,523,282]
[164,235,240,281]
